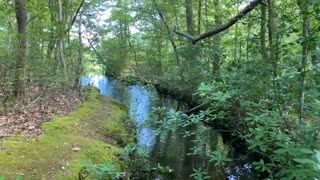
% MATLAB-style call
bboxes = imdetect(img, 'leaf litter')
[0,84,85,139]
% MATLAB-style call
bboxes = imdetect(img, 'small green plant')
[190,167,211,180]
[207,150,232,167]
[79,161,124,180]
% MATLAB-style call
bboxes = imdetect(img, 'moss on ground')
[0,89,133,179]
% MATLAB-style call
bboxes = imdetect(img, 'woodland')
[0,0,320,179]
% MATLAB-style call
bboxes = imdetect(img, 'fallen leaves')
[0,85,85,139]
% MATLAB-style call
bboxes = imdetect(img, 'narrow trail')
[0,89,132,179]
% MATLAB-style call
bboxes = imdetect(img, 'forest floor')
[0,85,83,139]
[0,88,133,179]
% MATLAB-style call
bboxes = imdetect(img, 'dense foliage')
[1,0,320,179]
[89,0,320,179]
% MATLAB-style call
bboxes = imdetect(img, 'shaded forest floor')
[0,85,83,138]
[0,89,133,179]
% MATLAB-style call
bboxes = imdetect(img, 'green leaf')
[299,148,314,154]
[274,148,288,154]
[293,158,315,164]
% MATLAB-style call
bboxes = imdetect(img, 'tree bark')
[74,9,84,91]
[57,0,67,79]
[268,0,277,86]
[260,0,268,62]
[297,0,309,122]
[185,0,195,35]
[197,0,202,34]
[311,44,320,88]
[14,0,28,98]
[213,0,222,75]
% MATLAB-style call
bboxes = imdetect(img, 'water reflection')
[82,76,256,180]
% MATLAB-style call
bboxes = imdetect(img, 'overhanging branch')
[64,0,85,35]
[174,0,262,44]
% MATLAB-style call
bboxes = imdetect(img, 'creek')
[82,75,258,180]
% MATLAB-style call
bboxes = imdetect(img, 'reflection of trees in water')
[85,76,227,179]
[108,79,129,103]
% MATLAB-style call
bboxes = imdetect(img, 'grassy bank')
[0,89,133,179]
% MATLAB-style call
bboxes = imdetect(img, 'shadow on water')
[82,76,258,180]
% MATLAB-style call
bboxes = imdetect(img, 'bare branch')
[64,0,85,34]
[174,26,196,41]
[174,0,262,44]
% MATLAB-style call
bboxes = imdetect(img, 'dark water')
[82,76,256,180]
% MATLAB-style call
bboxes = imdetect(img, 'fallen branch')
[174,0,262,44]
[19,90,45,110]
[184,103,206,114]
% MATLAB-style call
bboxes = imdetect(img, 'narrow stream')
[82,75,258,180]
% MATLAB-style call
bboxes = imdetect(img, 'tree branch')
[174,0,262,44]
[64,0,85,35]
[27,11,46,24]
[85,36,112,73]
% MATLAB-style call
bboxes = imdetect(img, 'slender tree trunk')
[213,0,222,75]
[268,0,277,86]
[311,44,320,87]
[246,14,251,62]
[128,39,143,77]
[185,0,197,65]
[185,0,195,36]
[47,0,56,67]
[297,0,309,122]
[74,9,84,91]
[14,0,28,98]
[57,0,67,79]
[205,0,209,30]
[260,0,268,62]
[233,2,240,62]
[197,0,202,34]
[5,0,14,56]
[153,0,180,64]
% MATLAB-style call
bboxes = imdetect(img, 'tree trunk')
[5,0,14,56]
[297,0,309,122]
[153,0,180,64]
[14,0,28,98]
[260,0,268,62]
[197,0,202,34]
[311,44,320,88]
[185,0,195,35]
[57,0,67,79]
[268,0,277,86]
[233,3,240,62]
[74,9,84,91]
[213,0,222,75]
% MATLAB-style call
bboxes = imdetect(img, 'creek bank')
[0,88,134,179]
[115,75,262,171]
[116,75,200,107]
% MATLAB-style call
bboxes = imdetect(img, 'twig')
[19,90,45,110]
[184,103,207,114]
